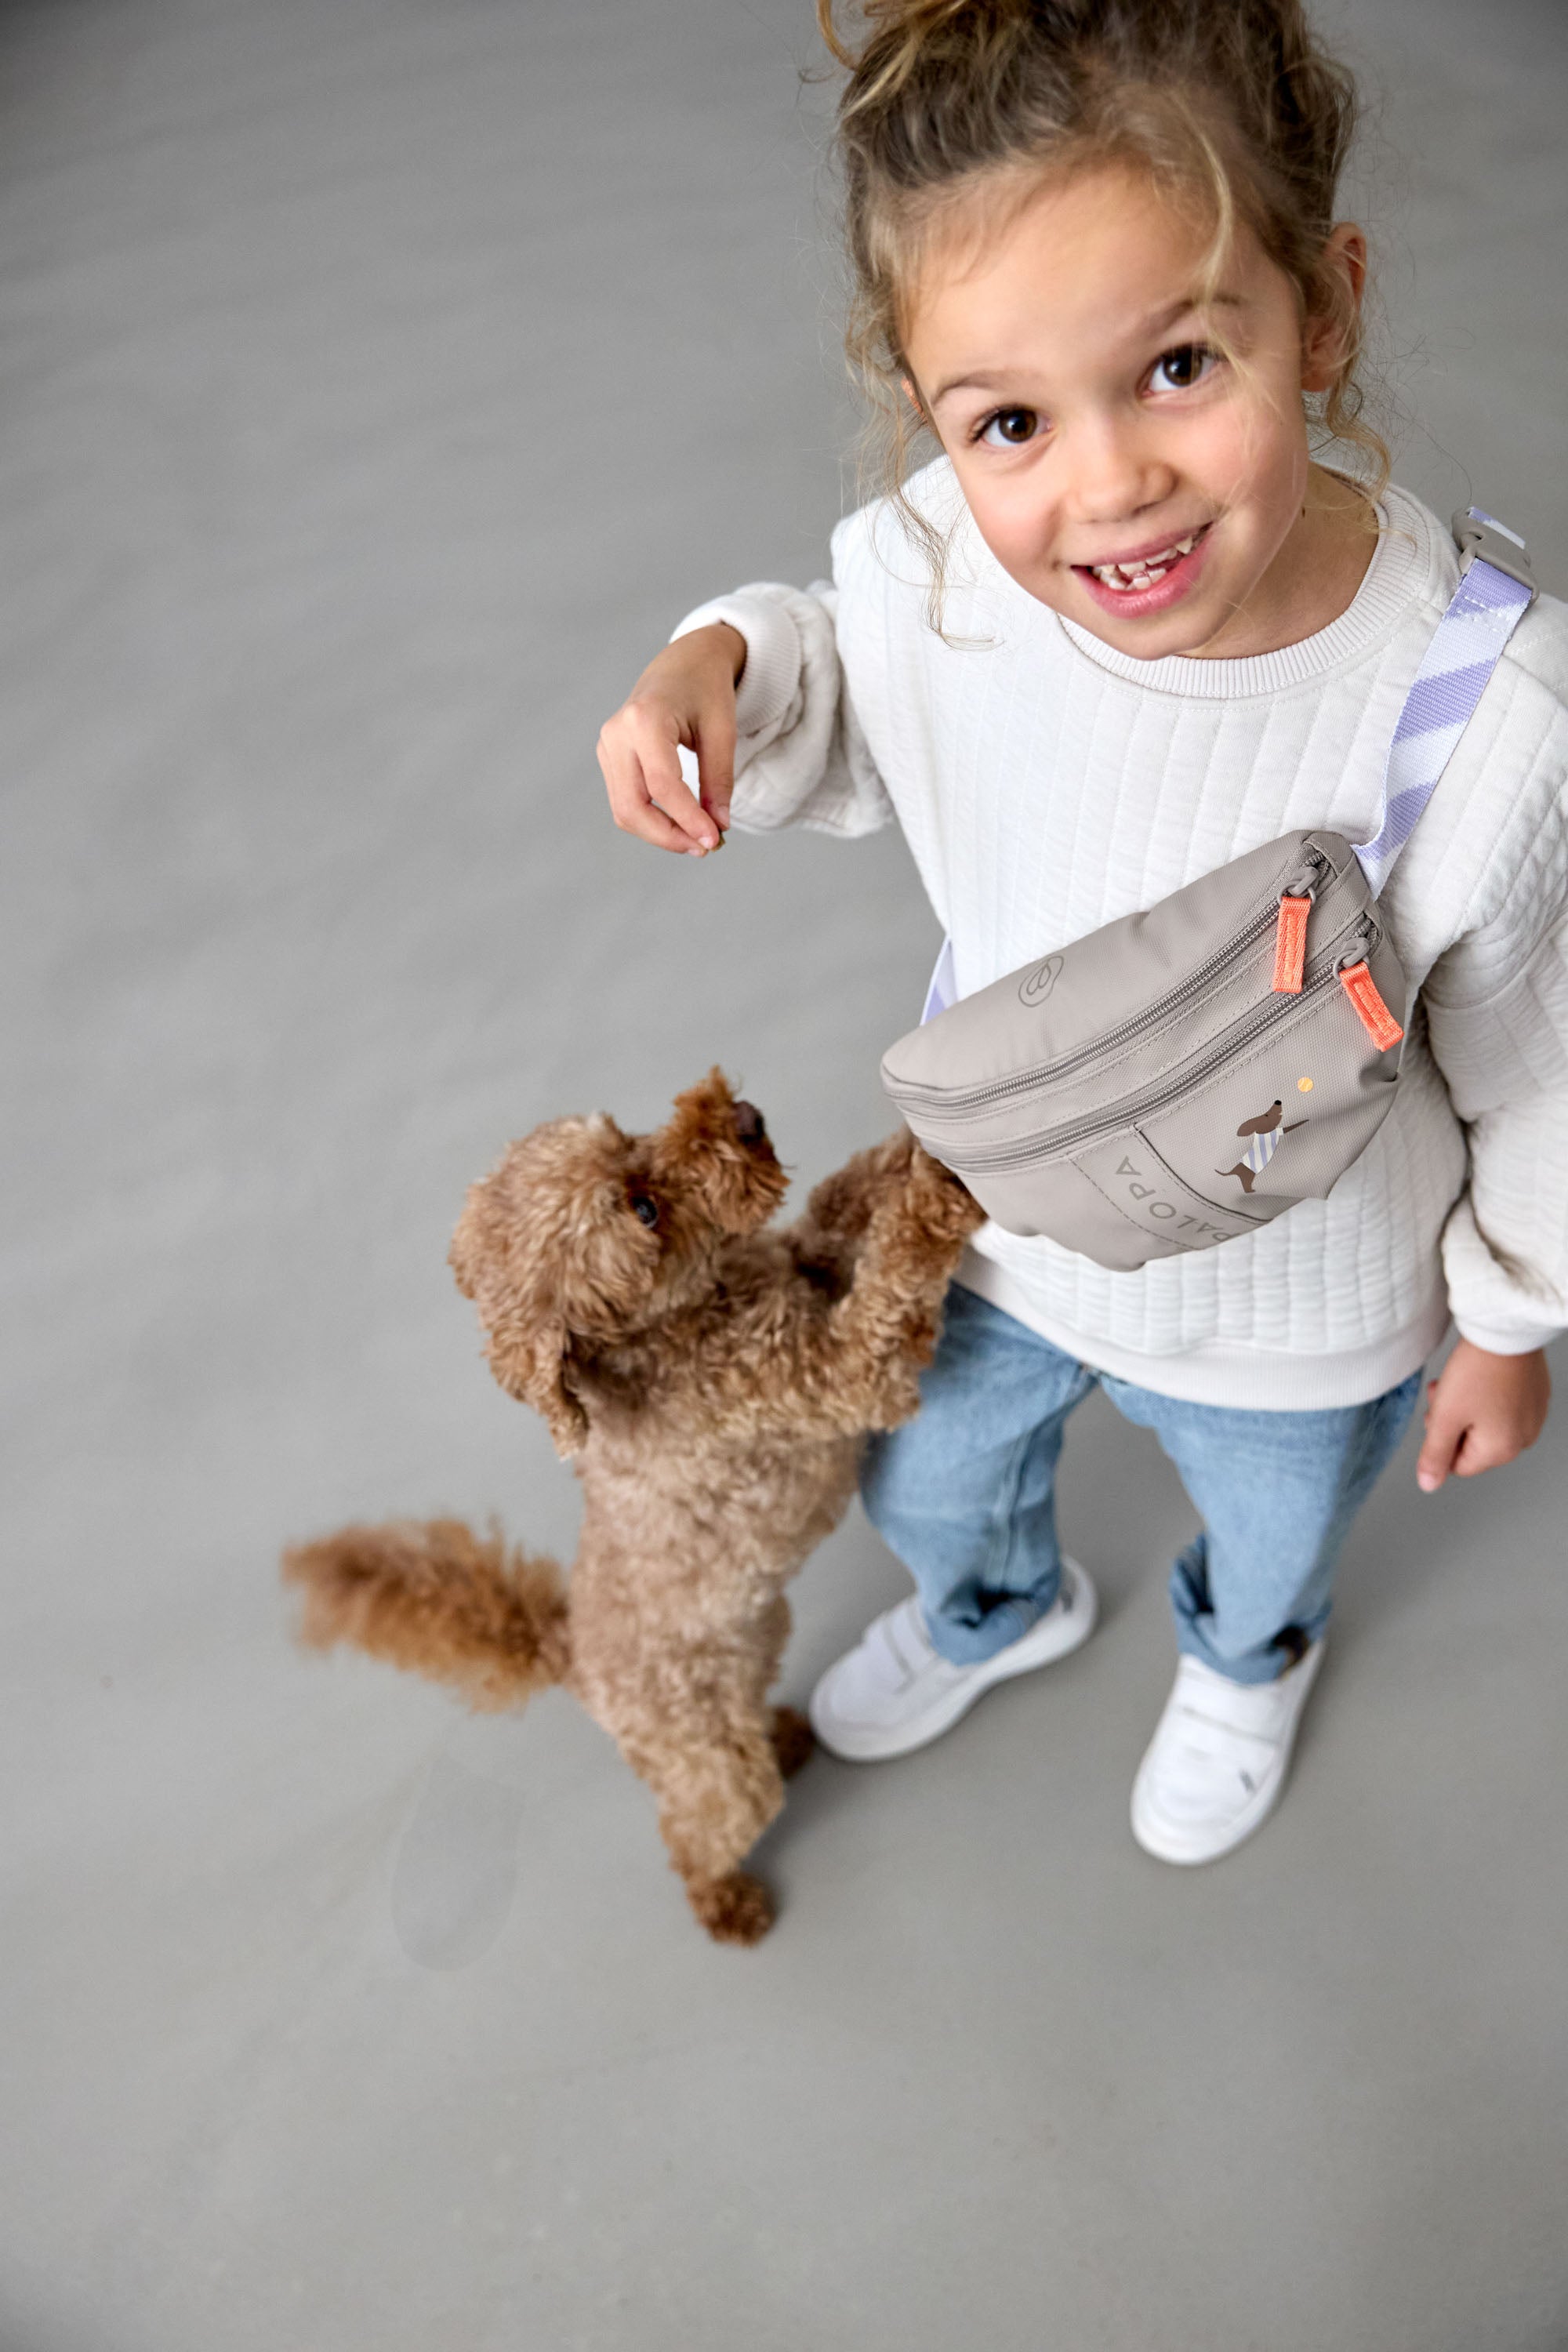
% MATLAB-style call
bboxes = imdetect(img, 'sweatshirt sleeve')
[670,580,893,838]
[1424,850,1568,1356]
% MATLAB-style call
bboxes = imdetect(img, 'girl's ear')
[1301,223,1367,393]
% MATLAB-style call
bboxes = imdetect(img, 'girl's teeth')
[1090,530,1202,590]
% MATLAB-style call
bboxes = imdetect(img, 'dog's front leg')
[800,1128,916,1250]
[756,1145,985,1439]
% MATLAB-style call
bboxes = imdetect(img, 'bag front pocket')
[1076,1133,1265,1249]
[1142,978,1403,1225]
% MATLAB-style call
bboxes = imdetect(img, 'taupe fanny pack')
[881,510,1537,1272]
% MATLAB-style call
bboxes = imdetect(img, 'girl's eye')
[630,1194,659,1229]
[1148,343,1218,394]
[978,406,1042,448]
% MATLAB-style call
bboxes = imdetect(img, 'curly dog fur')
[283,1070,982,1945]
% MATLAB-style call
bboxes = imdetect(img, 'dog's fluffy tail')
[282,1518,570,1711]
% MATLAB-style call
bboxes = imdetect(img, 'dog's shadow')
[389,1710,535,1969]
[389,1698,606,1969]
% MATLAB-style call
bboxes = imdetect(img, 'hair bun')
[818,0,1040,76]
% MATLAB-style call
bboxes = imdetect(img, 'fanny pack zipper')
[942,915,1374,1174]
[894,847,1334,1122]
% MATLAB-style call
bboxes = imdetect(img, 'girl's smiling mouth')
[1071,520,1214,616]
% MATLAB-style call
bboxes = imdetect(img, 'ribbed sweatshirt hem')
[954,1250,1451,1410]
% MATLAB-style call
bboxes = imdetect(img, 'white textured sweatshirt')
[675,469,1568,1408]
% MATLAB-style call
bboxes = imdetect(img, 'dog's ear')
[450,1191,590,1457]
[484,1309,590,1457]
[448,1186,493,1308]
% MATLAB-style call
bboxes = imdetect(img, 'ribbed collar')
[1046,484,1446,700]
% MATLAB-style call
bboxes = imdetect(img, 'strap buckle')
[1453,508,1536,605]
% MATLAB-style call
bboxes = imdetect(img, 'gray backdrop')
[3,2,1566,2347]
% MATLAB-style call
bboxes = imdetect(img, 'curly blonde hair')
[816,0,1387,625]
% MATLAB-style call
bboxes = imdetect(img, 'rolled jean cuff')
[1170,1539,1334,1686]
[922,1570,1062,1667]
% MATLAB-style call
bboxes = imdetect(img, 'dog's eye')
[630,1193,659,1229]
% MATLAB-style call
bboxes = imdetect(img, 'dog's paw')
[769,1705,815,1780]
[907,1146,985,1240]
[688,1870,777,1946]
[806,1132,913,1241]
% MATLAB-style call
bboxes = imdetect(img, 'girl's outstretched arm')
[597,622,745,856]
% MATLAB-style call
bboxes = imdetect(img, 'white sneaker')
[808,1559,1097,1762]
[1131,1643,1325,1865]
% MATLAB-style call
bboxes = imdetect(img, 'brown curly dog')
[283,1070,982,1945]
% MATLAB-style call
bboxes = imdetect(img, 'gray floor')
[3,2,1566,2347]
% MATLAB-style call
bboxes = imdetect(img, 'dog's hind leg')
[608,1694,789,1947]
[753,1595,814,1780]
[769,1707,814,1779]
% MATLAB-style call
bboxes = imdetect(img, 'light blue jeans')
[860,1283,1423,1686]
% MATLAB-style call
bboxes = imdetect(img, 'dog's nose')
[731,1099,766,1145]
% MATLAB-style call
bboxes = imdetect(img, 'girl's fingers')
[695,709,737,833]
[645,758,720,852]
[1450,1422,1515,1478]
[598,714,720,856]
[597,630,742,853]
[1415,1399,1462,1492]
[1417,1406,1507,1488]
[615,779,702,854]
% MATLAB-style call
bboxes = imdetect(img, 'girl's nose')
[1062,419,1176,529]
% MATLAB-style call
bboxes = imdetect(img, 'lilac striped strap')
[1352,507,1535,895]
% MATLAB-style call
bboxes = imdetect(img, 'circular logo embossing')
[1018,956,1064,1007]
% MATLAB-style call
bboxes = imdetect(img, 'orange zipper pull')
[1272,895,1311,994]
[1339,960,1404,1050]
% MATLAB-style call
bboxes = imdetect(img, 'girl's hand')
[1415,1338,1551,1492]
[597,623,746,856]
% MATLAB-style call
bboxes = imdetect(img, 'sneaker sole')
[1130,1764,1287,1866]
[810,1558,1098,1762]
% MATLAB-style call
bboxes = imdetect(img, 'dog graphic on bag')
[1218,1099,1308,1196]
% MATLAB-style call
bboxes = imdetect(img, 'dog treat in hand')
[283,1072,982,1945]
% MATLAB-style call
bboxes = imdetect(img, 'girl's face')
[902,166,1367,662]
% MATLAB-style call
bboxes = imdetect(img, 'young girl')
[597,0,1563,1863]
